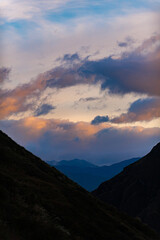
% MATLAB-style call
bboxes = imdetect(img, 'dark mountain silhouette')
[47,158,139,191]
[93,142,160,233]
[0,130,158,240]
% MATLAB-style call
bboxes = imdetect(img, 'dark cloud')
[91,115,109,125]
[57,53,80,63]
[43,62,92,89]
[63,53,80,62]
[79,35,160,96]
[111,97,160,123]
[0,67,11,84]
[79,97,100,102]
[118,42,128,47]
[79,55,160,96]
[118,37,135,48]
[34,104,56,116]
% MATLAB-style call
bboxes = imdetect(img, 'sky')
[0,0,160,165]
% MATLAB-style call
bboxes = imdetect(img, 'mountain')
[0,130,158,240]
[47,158,139,191]
[54,159,97,168]
[93,142,160,233]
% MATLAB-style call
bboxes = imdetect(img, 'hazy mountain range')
[0,130,158,240]
[47,158,140,191]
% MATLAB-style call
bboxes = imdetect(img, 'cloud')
[0,96,30,120]
[0,35,159,120]
[79,35,160,96]
[118,42,128,47]
[32,34,160,98]
[91,115,109,125]
[41,63,91,89]
[0,117,105,143]
[43,34,160,96]
[0,0,71,21]
[1,0,158,22]
[0,117,160,164]
[57,53,81,64]
[1,7,157,91]
[118,37,135,48]
[79,97,100,102]
[91,97,160,124]
[34,104,56,116]
[0,61,89,119]
[0,77,44,119]
[111,97,160,123]
[0,67,50,119]
[0,67,11,84]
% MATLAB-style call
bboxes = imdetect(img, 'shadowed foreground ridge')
[93,142,160,233]
[0,130,159,240]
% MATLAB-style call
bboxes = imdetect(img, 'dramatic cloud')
[41,64,91,89]
[34,104,56,116]
[79,35,160,96]
[91,115,109,125]
[111,98,160,123]
[38,34,160,97]
[0,63,91,119]
[0,117,160,164]
[0,35,159,120]
[0,67,11,84]
[0,75,45,119]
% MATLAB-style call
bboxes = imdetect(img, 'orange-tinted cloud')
[0,117,160,164]
[111,98,160,123]
[19,117,107,140]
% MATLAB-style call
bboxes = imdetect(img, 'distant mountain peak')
[47,158,97,168]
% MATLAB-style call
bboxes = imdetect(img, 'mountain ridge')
[93,141,160,233]
[52,158,97,168]
[47,157,139,191]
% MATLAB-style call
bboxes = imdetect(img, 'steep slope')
[47,158,139,191]
[93,142,160,233]
[0,130,158,240]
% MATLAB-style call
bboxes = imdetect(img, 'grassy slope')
[0,130,159,240]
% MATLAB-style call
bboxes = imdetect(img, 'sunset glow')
[0,0,160,164]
